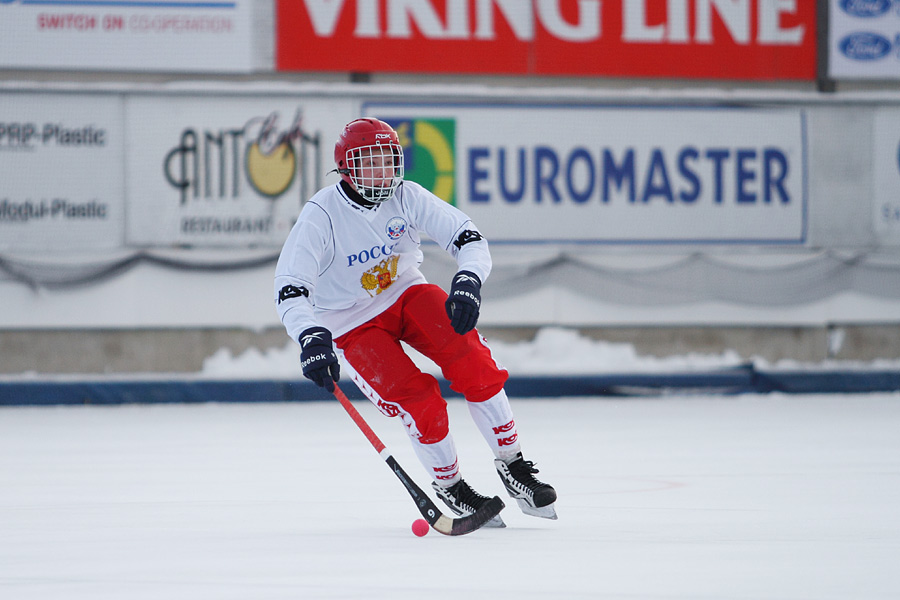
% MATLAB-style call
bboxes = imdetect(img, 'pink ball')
[411,518,430,537]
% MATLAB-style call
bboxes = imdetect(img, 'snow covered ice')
[199,327,751,380]
[200,327,900,379]
[2,391,899,599]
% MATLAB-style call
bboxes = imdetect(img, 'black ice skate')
[494,453,558,520]
[432,480,506,528]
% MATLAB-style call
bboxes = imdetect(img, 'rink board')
[2,368,900,406]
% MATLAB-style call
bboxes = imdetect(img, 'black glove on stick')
[445,270,482,335]
[299,326,340,392]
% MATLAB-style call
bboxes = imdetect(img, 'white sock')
[467,389,522,462]
[411,433,461,487]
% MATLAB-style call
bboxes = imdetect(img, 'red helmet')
[334,118,405,204]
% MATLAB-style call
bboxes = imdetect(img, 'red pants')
[335,283,508,444]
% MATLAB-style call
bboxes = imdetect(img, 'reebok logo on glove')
[301,331,325,347]
[298,326,340,392]
[453,273,480,287]
[450,288,480,307]
[300,353,328,369]
[445,270,482,336]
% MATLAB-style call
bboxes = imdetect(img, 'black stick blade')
[432,495,506,536]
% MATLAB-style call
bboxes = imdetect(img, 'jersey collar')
[338,180,379,214]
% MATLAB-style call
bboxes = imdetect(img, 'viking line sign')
[277,0,817,80]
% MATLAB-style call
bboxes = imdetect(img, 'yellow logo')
[384,118,456,205]
[164,109,320,204]
[361,255,399,296]
[245,140,296,198]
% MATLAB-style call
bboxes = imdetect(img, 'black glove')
[299,326,340,392]
[445,271,482,335]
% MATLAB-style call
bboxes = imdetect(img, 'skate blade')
[516,499,558,520]
[484,514,507,528]
[439,503,506,527]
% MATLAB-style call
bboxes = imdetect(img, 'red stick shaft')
[333,384,387,455]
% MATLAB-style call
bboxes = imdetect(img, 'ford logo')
[839,32,893,60]
[840,0,892,17]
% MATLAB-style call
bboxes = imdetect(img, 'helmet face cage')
[344,142,404,204]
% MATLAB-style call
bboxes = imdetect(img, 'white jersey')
[275,180,492,342]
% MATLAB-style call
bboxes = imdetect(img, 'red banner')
[276,1,816,80]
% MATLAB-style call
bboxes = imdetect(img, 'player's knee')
[406,385,449,443]
[447,357,508,402]
[416,408,449,444]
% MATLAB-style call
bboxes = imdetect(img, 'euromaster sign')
[0,0,253,72]
[873,109,900,242]
[364,104,807,244]
[278,0,816,80]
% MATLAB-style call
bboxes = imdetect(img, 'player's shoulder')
[396,181,448,210]
[398,180,430,197]
[299,184,342,219]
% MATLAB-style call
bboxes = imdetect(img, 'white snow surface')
[201,326,900,379]
[1,393,898,599]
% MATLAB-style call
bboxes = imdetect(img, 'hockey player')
[274,117,556,523]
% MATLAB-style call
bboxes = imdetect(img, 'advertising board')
[0,0,254,72]
[874,109,900,242]
[364,102,808,244]
[829,0,900,79]
[0,94,124,252]
[125,96,354,247]
[278,0,816,80]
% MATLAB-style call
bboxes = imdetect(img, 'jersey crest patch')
[361,255,399,296]
[385,217,407,240]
